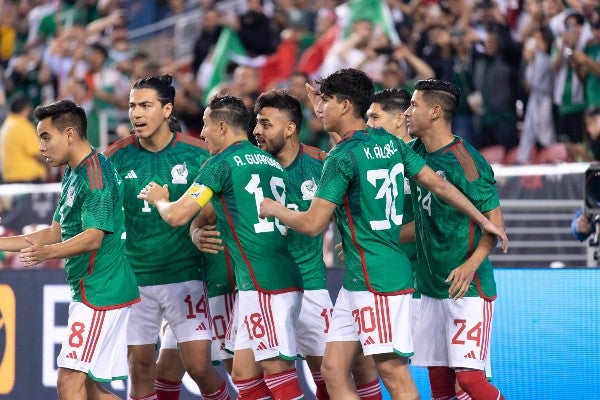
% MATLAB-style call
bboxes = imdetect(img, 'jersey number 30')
[367,164,404,230]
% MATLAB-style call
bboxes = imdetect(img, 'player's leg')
[360,292,418,400]
[166,281,229,399]
[320,288,363,400]
[296,289,333,400]
[209,292,236,375]
[155,322,185,400]
[352,355,382,400]
[447,298,504,400]
[231,348,270,399]
[57,302,131,400]
[57,368,86,400]
[237,290,304,399]
[85,377,121,400]
[127,286,164,399]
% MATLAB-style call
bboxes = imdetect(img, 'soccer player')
[103,74,229,400]
[253,89,382,400]
[0,99,140,399]
[258,68,508,400]
[138,94,305,400]
[403,79,505,400]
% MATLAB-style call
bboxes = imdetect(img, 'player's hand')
[191,225,224,254]
[335,241,344,260]
[137,182,169,206]
[259,198,280,219]
[446,262,478,299]
[18,237,47,267]
[577,215,592,235]
[305,83,322,118]
[482,221,508,253]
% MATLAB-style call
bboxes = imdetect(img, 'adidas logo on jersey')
[463,350,477,359]
[195,323,207,331]
[125,170,138,179]
[256,342,267,351]
[363,336,375,346]
[66,351,78,360]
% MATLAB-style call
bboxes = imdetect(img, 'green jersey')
[104,132,209,286]
[192,140,302,293]
[286,144,328,290]
[585,43,600,106]
[399,176,421,298]
[53,151,139,309]
[409,136,499,300]
[315,127,426,294]
[204,219,236,298]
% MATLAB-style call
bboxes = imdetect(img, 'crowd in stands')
[1,0,600,175]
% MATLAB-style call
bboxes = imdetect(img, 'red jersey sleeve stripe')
[301,144,327,160]
[85,154,104,189]
[449,143,479,182]
[103,135,135,157]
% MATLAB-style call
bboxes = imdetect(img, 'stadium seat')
[479,145,506,165]
[504,146,538,165]
[535,142,569,164]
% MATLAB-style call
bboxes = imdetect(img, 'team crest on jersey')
[301,178,318,200]
[171,163,188,184]
[65,184,76,207]
[436,170,446,180]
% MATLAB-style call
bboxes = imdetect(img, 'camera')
[584,163,600,217]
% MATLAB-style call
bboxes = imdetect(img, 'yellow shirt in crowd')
[0,113,47,182]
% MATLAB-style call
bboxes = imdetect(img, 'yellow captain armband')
[185,183,214,207]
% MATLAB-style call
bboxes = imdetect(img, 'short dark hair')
[9,94,30,114]
[584,105,600,118]
[34,100,88,139]
[208,94,250,133]
[414,79,460,120]
[89,42,108,59]
[317,68,374,119]
[373,88,412,114]
[131,74,176,107]
[254,90,303,133]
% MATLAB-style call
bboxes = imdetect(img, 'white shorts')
[209,292,236,361]
[411,295,494,371]
[233,290,301,362]
[296,289,334,357]
[159,320,178,350]
[57,302,130,382]
[327,287,413,357]
[128,281,212,345]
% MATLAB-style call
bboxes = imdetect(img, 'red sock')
[356,379,382,400]
[311,372,329,400]
[129,393,158,400]
[155,377,181,400]
[234,376,272,400]
[202,380,230,400]
[456,389,473,400]
[428,366,456,400]
[456,370,503,400]
[263,368,304,399]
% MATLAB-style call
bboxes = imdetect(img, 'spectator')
[191,6,223,79]
[517,26,556,164]
[552,11,588,144]
[565,105,600,161]
[573,19,600,107]
[0,95,48,183]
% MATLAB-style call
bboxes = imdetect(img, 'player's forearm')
[0,226,59,252]
[399,221,415,243]
[44,228,105,260]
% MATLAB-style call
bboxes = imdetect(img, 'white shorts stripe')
[259,292,278,347]
[82,310,105,362]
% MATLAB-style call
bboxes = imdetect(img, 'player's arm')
[399,221,415,243]
[18,222,105,267]
[190,203,223,254]
[260,196,337,237]
[0,220,62,252]
[446,206,504,299]
[413,165,508,253]
[138,182,208,227]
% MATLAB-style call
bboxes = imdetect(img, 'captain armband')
[185,183,214,207]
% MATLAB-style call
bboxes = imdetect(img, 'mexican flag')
[201,27,248,105]
[339,0,400,44]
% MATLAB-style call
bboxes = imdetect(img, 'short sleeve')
[315,150,353,205]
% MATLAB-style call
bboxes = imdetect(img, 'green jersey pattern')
[409,136,499,300]
[53,151,139,309]
[204,218,236,297]
[285,144,328,290]
[315,127,425,294]
[399,176,421,298]
[104,133,209,286]
[193,140,302,293]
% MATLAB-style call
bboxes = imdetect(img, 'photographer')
[571,207,596,242]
